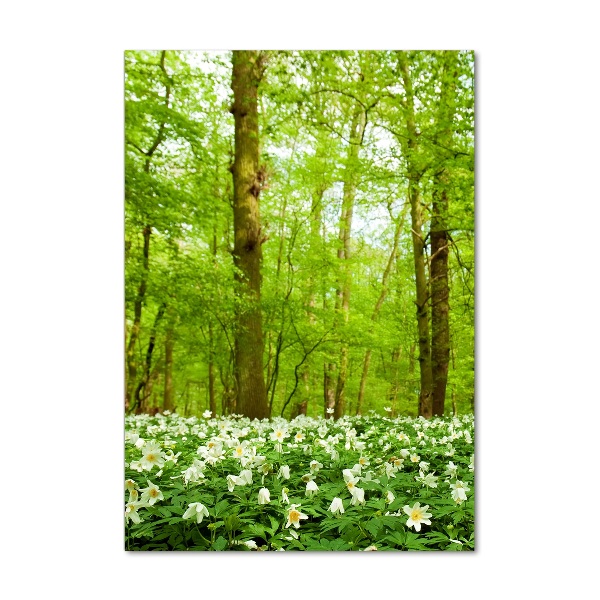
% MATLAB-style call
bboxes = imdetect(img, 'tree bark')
[134,302,166,413]
[333,106,367,420]
[125,51,171,412]
[398,52,433,418]
[387,347,402,416]
[431,51,458,417]
[324,362,336,418]
[126,224,151,411]
[208,320,217,417]
[230,50,269,420]
[292,186,325,418]
[163,324,174,412]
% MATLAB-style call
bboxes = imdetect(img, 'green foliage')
[125,411,474,551]
[124,50,474,419]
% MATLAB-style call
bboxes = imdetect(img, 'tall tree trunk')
[134,302,166,413]
[208,320,217,417]
[334,106,367,420]
[293,186,325,417]
[163,324,174,412]
[356,202,407,415]
[125,51,171,412]
[431,51,458,417]
[126,224,151,410]
[324,362,336,418]
[398,52,433,419]
[230,50,268,420]
[207,228,218,417]
[387,347,402,416]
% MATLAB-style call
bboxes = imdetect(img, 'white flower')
[244,540,258,549]
[125,501,145,524]
[125,479,137,492]
[258,487,271,505]
[226,474,239,492]
[344,474,360,494]
[385,462,398,478]
[350,487,365,505]
[385,490,395,504]
[281,487,290,504]
[139,481,163,505]
[384,407,392,413]
[329,497,345,514]
[418,461,430,472]
[238,469,253,485]
[305,480,319,497]
[182,502,210,524]
[140,442,165,471]
[416,470,439,488]
[270,428,289,443]
[444,461,458,478]
[202,410,212,418]
[410,453,420,463]
[343,469,360,482]
[278,465,290,479]
[309,460,323,472]
[450,480,470,503]
[286,504,308,529]
[232,441,249,460]
[362,545,378,551]
[326,408,334,414]
[403,502,432,532]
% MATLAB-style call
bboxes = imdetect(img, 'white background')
[1,1,599,598]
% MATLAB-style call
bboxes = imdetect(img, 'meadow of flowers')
[125,410,474,551]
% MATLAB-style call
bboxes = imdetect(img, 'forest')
[125,50,474,422]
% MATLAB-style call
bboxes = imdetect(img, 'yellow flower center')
[150,488,158,497]
[289,510,300,523]
[411,509,422,521]
[347,481,355,489]
[146,453,155,462]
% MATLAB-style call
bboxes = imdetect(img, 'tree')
[230,50,269,419]
[124,50,475,420]
[430,51,459,416]
[397,51,434,418]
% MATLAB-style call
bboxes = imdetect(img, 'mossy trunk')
[431,51,458,417]
[398,52,433,418]
[230,50,269,420]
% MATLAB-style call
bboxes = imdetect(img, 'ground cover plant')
[125,411,474,550]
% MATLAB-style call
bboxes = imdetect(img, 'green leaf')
[212,536,228,551]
